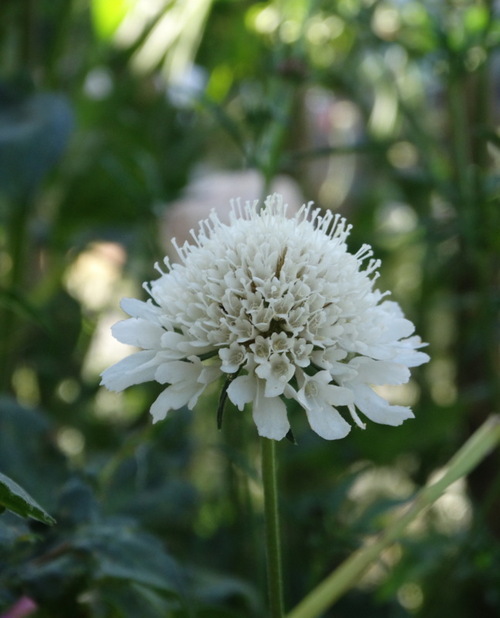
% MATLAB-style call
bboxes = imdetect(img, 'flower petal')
[380,317,415,342]
[160,331,189,354]
[155,360,202,385]
[304,402,351,440]
[227,374,256,410]
[392,343,430,367]
[149,382,203,422]
[352,384,414,426]
[112,318,164,348]
[255,353,295,397]
[348,357,410,385]
[219,342,247,373]
[252,381,290,440]
[100,350,158,391]
[121,297,161,322]
[295,372,352,440]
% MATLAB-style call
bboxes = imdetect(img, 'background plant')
[0,1,499,616]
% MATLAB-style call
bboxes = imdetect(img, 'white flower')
[101,193,429,440]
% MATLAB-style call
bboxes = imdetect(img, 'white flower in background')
[101,194,429,440]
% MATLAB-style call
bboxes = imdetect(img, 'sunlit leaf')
[464,5,489,35]
[91,0,132,40]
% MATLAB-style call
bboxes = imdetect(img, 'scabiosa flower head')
[101,194,429,440]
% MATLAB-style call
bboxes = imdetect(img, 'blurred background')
[0,1,499,616]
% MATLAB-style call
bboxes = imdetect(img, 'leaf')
[73,522,184,595]
[57,477,100,526]
[0,472,56,525]
[464,5,489,35]
[0,396,68,510]
[0,288,50,329]
[0,511,32,550]
[91,0,130,40]
[96,581,181,618]
[0,83,74,199]
[191,568,263,616]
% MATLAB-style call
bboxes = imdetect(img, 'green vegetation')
[1,1,499,616]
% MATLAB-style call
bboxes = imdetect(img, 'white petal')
[149,382,202,422]
[155,360,201,385]
[392,346,430,367]
[227,374,256,410]
[150,389,172,422]
[219,343,247,373]
[255,354,294,397]
[348,357,410,385]
[252,383,290,440]
[121,297,161,322]
[304,402,351,440]
[325,384,354,406]
[381,317,415,342]
[199,364,223,385]
[160,331,188,353]
[352,384,414,426]
[100,351,158,391]
[355,343,396,361]
[312,350,354,377]
[358,342,428,365]
[380,300,404,318]
[298,371,353,407]
[295,372,352,440]
[112,318,164,348]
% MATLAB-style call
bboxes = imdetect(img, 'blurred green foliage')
[0,0,499,616]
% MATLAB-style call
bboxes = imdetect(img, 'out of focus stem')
[0,198,30,392]
[287,415,500,618]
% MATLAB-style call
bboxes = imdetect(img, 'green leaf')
[0,396,68,509]
[192,568,263,615]
[74,522,184,594]
[0,471,56,525]
[464,5,489,35]
[0,83,73,199]
[96,581,181,618]
[0,288,49,329]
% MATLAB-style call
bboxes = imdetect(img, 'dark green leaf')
[0,83,74,199]
[0,288,49,329]
[191,569,263,616]
[0,471,56,525]
[0,396,68,509]
[74,522,184,595]
[96,581,181,618]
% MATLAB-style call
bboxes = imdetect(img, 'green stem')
[261,437,285,618]
[287,415,500,618]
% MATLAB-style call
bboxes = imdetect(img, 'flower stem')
[261,437,285,618]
